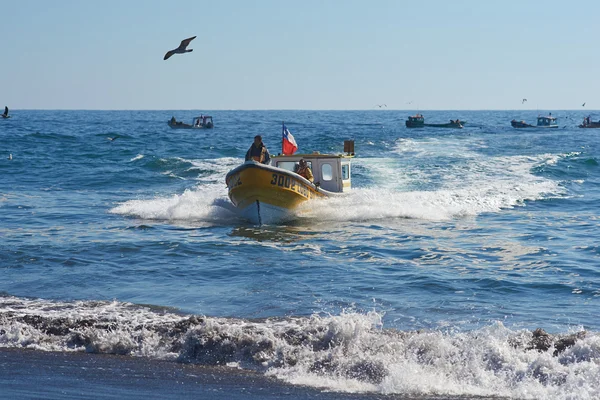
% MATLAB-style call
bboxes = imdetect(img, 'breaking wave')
[1,296,598,399]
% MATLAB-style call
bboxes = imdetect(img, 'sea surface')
[1,110,599,399]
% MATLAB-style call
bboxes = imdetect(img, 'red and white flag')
[282,124,298,155]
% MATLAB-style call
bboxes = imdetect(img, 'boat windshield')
[538,117,555,126]
[276,160,313,172]
[276,161,297,171]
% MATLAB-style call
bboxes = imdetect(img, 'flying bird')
[107,135,119,142]
[522,99,527,104]
[582,102,586,107]
[375,104,387,108]
[163,36,196,60]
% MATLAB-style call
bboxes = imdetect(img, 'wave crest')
[1,296,598,399]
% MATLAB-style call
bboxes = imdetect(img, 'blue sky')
[1,0,598,110]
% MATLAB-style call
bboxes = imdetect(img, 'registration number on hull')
[270,173,312,198]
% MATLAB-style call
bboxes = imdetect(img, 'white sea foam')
[129,154,144,162]
[110,157,244,224]
[113,146,567,225]
[298,145,567,222]
[109,157,241,223]
[109,184,236,224]
[186,157,241,182]
[161,171,186,180]
[1,296,598,400]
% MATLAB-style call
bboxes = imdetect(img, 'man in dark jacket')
[245,135,270,164]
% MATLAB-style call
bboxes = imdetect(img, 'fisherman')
[245,135,271,164]
[295,159,314,182]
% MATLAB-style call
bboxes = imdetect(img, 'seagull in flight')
[107,135,119,142]
[163,36,196,60]
[375,104,387,108]
[582,102,586,107]
[522,99,527,104]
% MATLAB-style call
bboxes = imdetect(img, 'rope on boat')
[256,200,262,226]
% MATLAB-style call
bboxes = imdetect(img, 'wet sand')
[0,348,414,400]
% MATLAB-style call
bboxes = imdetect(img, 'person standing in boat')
[295,159,314,183]
[245,135,271,164]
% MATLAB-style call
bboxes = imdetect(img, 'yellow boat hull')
[226,162,326,224]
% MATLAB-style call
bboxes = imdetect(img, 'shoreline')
[0,348,406,400]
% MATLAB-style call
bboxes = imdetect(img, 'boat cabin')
[537,115,557,127]
[406,114,425,128]
[271,154,352,193]
[271,141,354,193]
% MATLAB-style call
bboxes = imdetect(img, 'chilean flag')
[282,123,298,155]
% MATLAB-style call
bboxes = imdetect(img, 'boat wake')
[0,295,597,399]
[111,147,569,226]
[110,157,244,225]
[298,151,567,223]
[109,184,240,225]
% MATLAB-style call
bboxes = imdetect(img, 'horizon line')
[4,108,598,112]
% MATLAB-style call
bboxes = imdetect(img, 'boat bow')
[225,161,331,224]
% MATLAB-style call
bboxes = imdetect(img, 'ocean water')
[1,110,599,399]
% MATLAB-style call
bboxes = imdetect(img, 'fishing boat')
[579,116,600,128]
[167,115,214,129]
[510,120,534,128]
[511,114,558,129]
[405,114,464,128]
[225,140,354,225]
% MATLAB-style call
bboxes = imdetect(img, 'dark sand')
[0,348,419,400]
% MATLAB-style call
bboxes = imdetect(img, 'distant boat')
[511,114,558,129]
[405,114,464,128]
[167,115,214,129]
[510,119,534,128]
[579,116,600,128]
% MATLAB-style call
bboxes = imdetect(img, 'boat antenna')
[281,121,285,155]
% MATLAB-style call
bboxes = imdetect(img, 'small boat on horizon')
[511,114,558,129]
[225,140,354,225]
[405,114,464,128]
[167,115,214,129]
[579,116,600,128]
